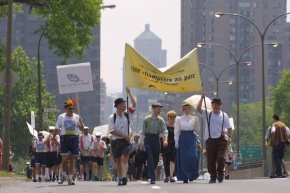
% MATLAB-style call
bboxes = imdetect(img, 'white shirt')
[174,115,200,147]
[201,109,231,139]
[79,134,94,149]
[34,140,45,153]
[108,106,135,140]
[55,113,82,136]
[271,126,290,135]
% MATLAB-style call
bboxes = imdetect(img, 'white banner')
[31,111,35,129]
[26,122,38,140]
[56,62,93,94]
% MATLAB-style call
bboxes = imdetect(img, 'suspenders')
[207,111,224,139]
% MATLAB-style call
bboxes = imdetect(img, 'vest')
[271,121,287,147]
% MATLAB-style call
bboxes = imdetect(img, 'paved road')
[1,178,289,193]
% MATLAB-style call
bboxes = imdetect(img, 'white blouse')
[174,115,200,147]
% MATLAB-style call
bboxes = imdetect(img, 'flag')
[26,122,38,140]
[125,43,202,93]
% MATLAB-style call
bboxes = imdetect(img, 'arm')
[194,116,200,133]
[78,116,84,132]
[174,117,181,148]
[126,86,136,109]
[196,92,205,115]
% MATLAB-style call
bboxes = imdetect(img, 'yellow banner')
[125,43,202,93]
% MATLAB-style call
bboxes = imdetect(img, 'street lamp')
[199,62,234,98]
[204,81,233,95]
[197,42,277,164]
[214,12,288,165]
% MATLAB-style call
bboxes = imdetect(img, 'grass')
[0,171,25,178]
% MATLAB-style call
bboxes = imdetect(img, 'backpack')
[113,112,130,125]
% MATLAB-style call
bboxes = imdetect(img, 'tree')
[0,45,56,160]
[0,0,103,59]
[269,70,290,126]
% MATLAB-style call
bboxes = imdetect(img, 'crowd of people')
[21,87,290,186]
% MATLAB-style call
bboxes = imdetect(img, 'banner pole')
[75,92,81,116]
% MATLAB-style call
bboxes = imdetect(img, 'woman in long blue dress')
[174,103,200,183]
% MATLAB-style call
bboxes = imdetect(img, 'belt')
[145,133,158,136]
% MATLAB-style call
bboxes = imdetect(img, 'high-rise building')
[0,5,101,130]
[122,24,167,131]
[181,0,290,114]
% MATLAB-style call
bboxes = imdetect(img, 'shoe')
[150,181,155,184]
[33,179,37,182]
[58,176,65,184]
[68,179,75,185]
[225,175,229,180]
[170,177,176,183]
[218,176,224,183]
[122,177,127,185]
[118,178,122,186]
[269,172,276,178]
[38,177,42,182]
[183,179,188,183]
[164,177,169,183]
[283,171,288,177]
[209,178,216,183]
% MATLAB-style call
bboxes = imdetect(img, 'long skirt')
[176,131,199,181]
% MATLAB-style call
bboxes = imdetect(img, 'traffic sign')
[44,108,56,113]
[240,146,262,159]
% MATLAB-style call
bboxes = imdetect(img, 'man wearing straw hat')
[196,92,232,184]
[109,86,136,186]
[52,98,84,185]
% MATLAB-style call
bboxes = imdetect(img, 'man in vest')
[79,126,94,181]
[140,102,168,184]
[53,98,84,185]
[109,86,136,186]
[271,114,289,178]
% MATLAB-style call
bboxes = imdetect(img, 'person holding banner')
[109,86,136,186]
[196,93,232,184]
[53,98,84,185]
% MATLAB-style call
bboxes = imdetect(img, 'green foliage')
[0,0,104,60]
[230,102,273,147]
[269,70,290,126]
[0,45,56,160]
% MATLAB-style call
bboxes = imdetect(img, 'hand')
[201,91,206,98]
[227,137,232,145]
[126,86,130,94]
[79,117,84,127]
[163,140,168,148]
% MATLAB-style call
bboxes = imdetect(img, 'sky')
[101,1,290,95]
[101,0,180,94]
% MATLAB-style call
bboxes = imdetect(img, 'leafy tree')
[269,70,290,126]
[0,0,103,59]
[0,45,56,160]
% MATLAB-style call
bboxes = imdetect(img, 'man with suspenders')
[197,93,233,183]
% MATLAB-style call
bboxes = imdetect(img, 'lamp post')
[199,62,234,98]
[197,42,277,163]
[204,80,233,95]
[215,12,288,163]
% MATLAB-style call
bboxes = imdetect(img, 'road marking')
[151,186,161,189]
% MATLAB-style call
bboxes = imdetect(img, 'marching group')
[24,86,289,186]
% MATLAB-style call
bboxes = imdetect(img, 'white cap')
[49,126,55,130]
[84,126,89,130]
[95,131,101,137]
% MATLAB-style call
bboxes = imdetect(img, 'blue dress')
[175,115,200,181]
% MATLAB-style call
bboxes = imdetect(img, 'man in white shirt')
[79,126,94,181]
[197,93,232,184]
[109,86,136,186]
[52,98,84,185]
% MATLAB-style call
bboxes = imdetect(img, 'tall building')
[122,24,167,132]
[181,0,290,114]
[0,5,101,130]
